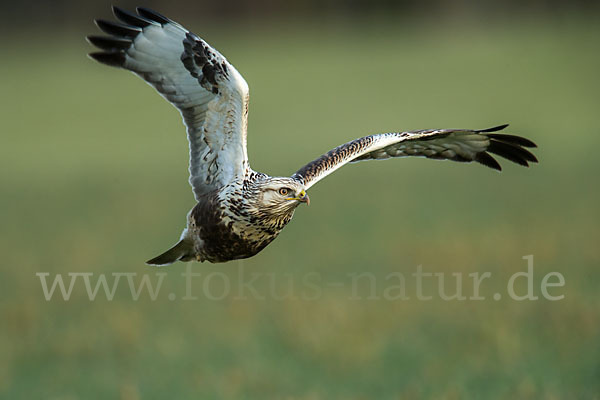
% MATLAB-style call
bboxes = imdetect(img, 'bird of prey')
[87,7,538,265]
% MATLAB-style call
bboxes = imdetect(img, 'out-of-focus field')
[1,16,599,399]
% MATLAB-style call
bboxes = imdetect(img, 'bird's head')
[256,177,310,216]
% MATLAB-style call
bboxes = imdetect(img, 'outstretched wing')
[292,124,537,189]
[87,7,250,199]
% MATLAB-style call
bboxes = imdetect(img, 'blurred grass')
[1,15,599,399]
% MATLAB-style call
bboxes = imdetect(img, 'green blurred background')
[1,0,599,398]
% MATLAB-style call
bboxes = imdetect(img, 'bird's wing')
[292,124,537,189]
[87,7,250,199]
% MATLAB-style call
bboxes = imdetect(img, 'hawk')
[87,7,538,265]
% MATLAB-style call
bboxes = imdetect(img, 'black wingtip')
[112,6,154,28]
[478,124,509,133]
[487,133,537,148]
[475,152,502,171]
[88,51,126,67]
[487,140,535,167]
[87,35,131,51]
[136,7,171,25]
[476,124,538,168]
[95,19,142,38]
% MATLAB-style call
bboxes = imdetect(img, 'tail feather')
[146,239,193,266]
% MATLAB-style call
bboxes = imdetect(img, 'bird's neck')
[219,180,294,237]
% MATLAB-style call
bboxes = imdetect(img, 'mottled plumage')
[88,7,538,265]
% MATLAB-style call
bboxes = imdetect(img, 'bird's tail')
[146,239,194,266]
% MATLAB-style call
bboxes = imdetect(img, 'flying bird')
[87,7,538,265]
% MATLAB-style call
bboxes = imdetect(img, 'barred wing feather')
[293,125,537,189]
[87,6,249,199]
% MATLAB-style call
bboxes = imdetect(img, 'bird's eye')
[278,188,289,196]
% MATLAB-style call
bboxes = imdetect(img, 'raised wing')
[87,7,250,199]
[292,124,537,189]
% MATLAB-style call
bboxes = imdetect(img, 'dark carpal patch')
[181,32,230,95]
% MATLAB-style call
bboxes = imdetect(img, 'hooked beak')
[288,190,310,206]
[299,190,310,206]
